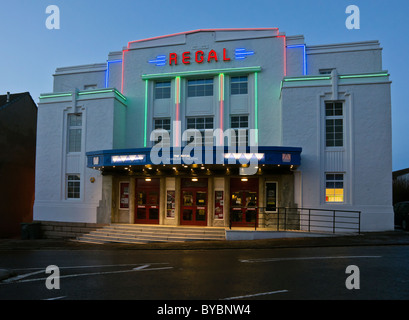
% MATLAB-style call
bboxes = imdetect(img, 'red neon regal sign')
[171,48,231,65]
[148,48,233,66]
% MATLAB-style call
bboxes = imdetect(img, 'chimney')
[6,92,10,103]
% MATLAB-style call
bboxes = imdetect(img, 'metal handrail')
[229,206,361,234]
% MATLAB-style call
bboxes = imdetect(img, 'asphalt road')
[0,243,408,302]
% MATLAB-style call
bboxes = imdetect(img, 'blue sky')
[0,0,408,171]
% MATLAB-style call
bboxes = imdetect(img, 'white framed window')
[325,173,344,203]
[230,115,248,146]
[187,78,213,97]
[325,102,343,147]
[154,81,171,99]
[231,76,248,95]
[153,118,171,146]
[186,117,214,146]
[67,113,82,153]
[66,174,81,199]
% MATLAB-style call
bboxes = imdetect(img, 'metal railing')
[229,207,361,234]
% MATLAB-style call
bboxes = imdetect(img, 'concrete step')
[75,224,226,244]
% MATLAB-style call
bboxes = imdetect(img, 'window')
[231,115,249,146]
[186,117,214,146]
[155,81,171,99]
[187,78,213,97]
[67,174,80,199]
[119,182,130,209]
[84,84,97,90]
[319,69,334,75]
[153,118,171,145]
[265,182,277,212]
[325,173,344,202]
[325,102,343,147]
[231,76,248,95]
[68,114,82,152]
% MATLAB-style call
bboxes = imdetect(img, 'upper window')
[187,79,213,97]
[325,102,343,147]
[155,81,171,99]
[231,76,248,95]
[68,114,82,153]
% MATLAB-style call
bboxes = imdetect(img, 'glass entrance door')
[230,178,259,227]
[181,178,208,226]
[134,178,160,224]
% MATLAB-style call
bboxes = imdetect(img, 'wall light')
[241,178,248,182]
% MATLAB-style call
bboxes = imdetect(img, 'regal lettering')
[169,48,231,66]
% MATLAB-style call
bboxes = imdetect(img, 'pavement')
[1,229,408,281]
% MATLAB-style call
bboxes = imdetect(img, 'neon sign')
[148,48,255,66]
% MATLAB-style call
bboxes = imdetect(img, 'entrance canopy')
[86,146,301,174]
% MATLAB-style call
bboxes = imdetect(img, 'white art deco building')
[34,28,393,233]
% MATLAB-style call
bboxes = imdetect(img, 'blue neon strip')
[105,59,122,88]
[287,44,307,75]
[235,48,254,60]
[149,55,167,66]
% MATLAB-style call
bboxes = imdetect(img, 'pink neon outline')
[219,74,224,145]
[175,77,180,147]
[127,28,279,48]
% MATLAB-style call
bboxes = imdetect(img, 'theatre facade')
[34,28,394,232]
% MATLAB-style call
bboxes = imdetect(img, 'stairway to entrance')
[75,224,226,244]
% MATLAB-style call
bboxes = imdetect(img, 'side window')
[67,114,82,153]
[67,174,80,199]
[325,102,343,147]
[325,173,344,203]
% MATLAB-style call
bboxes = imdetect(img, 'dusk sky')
[0,0,407,171]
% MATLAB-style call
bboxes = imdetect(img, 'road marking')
[44,296,66,300]
[11,263,167,271]
[3,270,44,283]
[1,263,173,285]
[221,290,289,300]
[240,255,382,263]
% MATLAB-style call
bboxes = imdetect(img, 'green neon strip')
[39,93,72,99]
[174,76,180,105]
[142,66,261,80]
[114,89,127,101]
[339,73,389,79]
[219,73,224,102]
[78,89,113,95]
[254,72,258,144]
[284,76,331,82]
[144,80,148,148]
[78,89,127,101]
